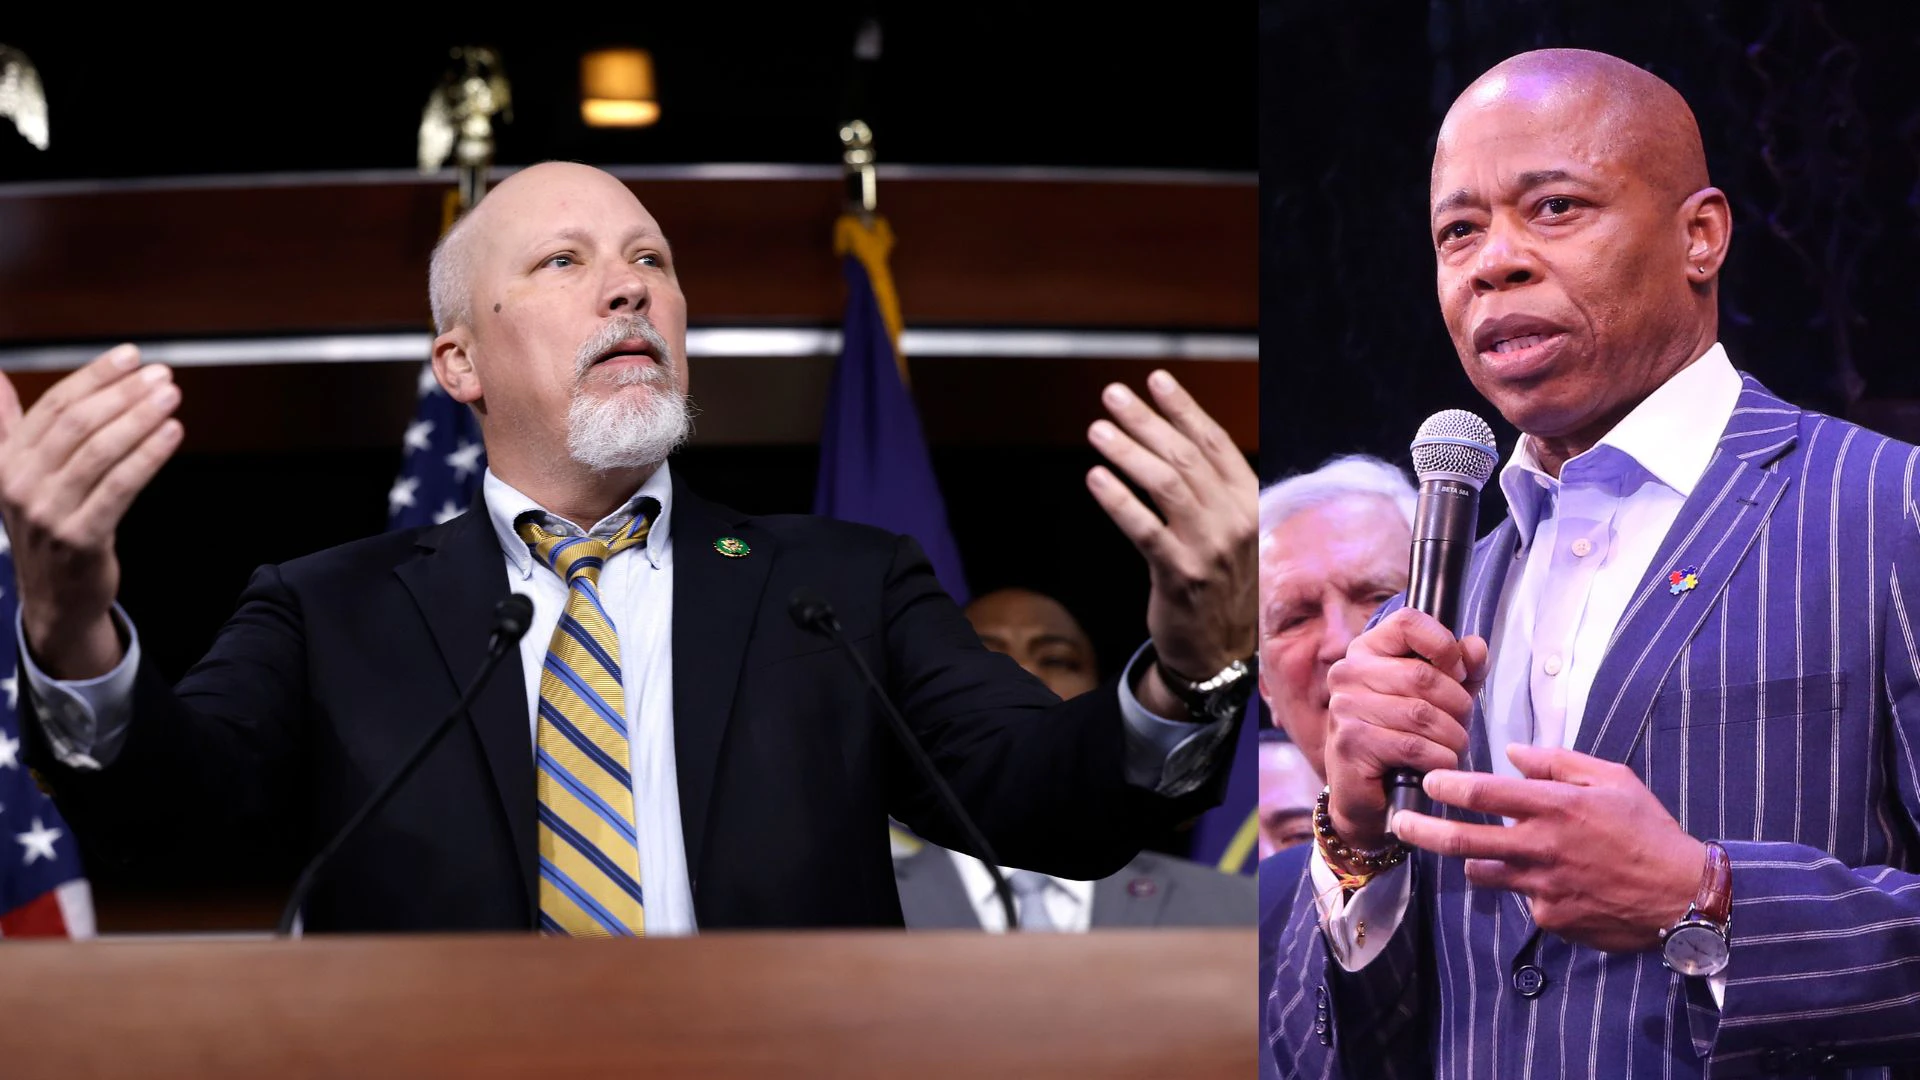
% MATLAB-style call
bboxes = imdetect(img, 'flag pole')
[386,46,509,533]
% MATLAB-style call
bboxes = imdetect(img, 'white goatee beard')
[565,317,694,472]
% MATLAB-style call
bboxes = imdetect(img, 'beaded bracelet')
[1313,786,1408,890]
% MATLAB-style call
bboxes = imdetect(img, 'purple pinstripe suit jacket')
[1267,377,1920,1079]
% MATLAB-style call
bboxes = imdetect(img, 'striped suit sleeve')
[1693,466,1920,1074]
[1268,856,1432,1079]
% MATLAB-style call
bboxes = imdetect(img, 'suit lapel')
[1089,856,1174,928]
[1461,520,1521,780]
[1456,520,1539,938]
[1576,379,1799,769]
[669,475,775,882]
[393,509,535,918]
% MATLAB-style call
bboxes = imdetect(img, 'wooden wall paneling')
[0,176,1256,341]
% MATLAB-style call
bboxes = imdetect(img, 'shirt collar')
[945,849,1094,914]
[482,461,675,580]
[1496,342,1741,545]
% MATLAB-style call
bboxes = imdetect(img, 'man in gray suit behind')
[894,588,1254,930]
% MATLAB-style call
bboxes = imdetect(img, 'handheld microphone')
[1384,410,1499,842]
[277,593,535,937]
[788,588,1022,932]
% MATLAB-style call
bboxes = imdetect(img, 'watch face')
[1662,923,1730,977]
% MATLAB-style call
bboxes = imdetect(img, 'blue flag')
[813,214,969,603]
[0,523,92,936]
[389,362,488,530]
[1185,696,1265,876]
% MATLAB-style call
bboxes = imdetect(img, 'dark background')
[0,9,1252,178]
[1260,0,1920,488]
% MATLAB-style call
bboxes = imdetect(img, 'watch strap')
[1692,840,1733,925]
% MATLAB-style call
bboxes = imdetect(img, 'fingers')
[1095,381,1210,502]
[1423,768,1565,820]
[10,362,175,497]
[66,419,184,541]
[10,345,145,447]
[1462,858,1527,892]
[1390,809,1534,862]
[1507,743,1626,786]
[1326,699,1467,776]
[1461,634,1491,690]
[1328,647,1478,729]
[27,372,180,527]
[1348,607,1471,681]
[1323,610,1477,795]
[0,369,20,441]
[1142,369,1255,487]
[1089,416,1196,519]
[1086,465,1173,562]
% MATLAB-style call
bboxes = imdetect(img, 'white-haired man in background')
[1257,455,1416,797]
[1257,454,1416,1074]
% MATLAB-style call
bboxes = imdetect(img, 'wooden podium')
[0,929,1253,1077]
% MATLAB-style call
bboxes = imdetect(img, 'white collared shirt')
[1311,345,1743,1003]
[481,463,694,935]
[946,848,1095,933]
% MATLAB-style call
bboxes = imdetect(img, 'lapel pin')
[1127,877,1158,898]
[713,536,751,558]
[1668,565,1700,595]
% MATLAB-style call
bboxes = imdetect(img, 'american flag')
[0,521,94,937]
[388,361,487,530]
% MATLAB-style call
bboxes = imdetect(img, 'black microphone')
[1384,410,1499,842]
[788,588,1022,932]
[277,593,536,936]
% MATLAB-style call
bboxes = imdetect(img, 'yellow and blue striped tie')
[516,503,657,937]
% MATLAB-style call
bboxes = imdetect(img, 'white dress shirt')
[19,462,1226,933]
[1310,345,1743,1003]
[947,848,1095,933]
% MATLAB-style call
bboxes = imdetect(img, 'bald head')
[964,588,1098,701]
[1439,49,1708,205]
[1427,48,1730,474]
[430,162,650,334]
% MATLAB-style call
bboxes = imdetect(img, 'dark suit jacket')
[1267,377,1920,1078]
[1258,846,1310,1080]
[25,472,1230,932]
[892,840,1255,929]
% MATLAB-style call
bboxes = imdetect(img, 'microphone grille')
[1411,409,1499,488]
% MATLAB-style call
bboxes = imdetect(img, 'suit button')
[1512,964,1547,998]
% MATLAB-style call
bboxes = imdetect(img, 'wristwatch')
[1150,648,1257,726]
[1660,840,1732,977]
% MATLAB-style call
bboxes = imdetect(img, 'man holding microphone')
[1268,49,1920,1077]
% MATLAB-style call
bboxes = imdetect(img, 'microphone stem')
[823,623,1022,932]
[276,638,516,936]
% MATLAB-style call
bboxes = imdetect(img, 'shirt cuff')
[14,603,141,770]
[1309,844,1411,971]
[1115,640,1236,795]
